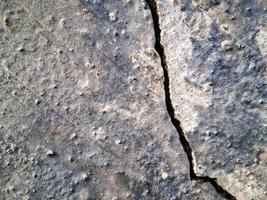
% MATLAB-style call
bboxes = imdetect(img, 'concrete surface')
[0,0,266,200]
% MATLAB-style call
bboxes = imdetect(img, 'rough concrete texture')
[0,0,265,200]
[156,0,267,199]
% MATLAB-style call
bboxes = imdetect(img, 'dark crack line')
[145,1,236,199]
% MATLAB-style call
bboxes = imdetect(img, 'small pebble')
[115,139,121,145]
[69,133,77,140]
[46,150,55,156]
[34,99,40,105]
[109,12,117,21]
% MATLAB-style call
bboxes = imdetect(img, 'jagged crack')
[145,0,236,199]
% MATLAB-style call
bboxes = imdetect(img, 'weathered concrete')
[0,0,226,199]
[156,0,266,199]
[0,0,266,199]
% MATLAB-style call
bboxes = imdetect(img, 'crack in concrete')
[145,0,236,199]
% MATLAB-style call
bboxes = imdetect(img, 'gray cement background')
[0,0,266,199]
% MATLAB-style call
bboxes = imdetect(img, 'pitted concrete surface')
[0,0,266,200]
[156,0,266,199]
